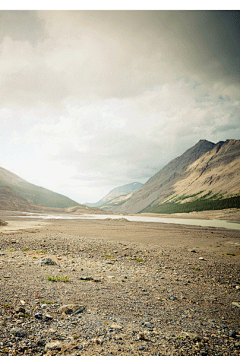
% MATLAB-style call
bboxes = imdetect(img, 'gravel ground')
[0,217,240,355]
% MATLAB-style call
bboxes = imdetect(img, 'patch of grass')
[3,303,12,309]
[226,253,237,256]
[23,248,29,251]
[36,250,44,254]
[102,254,114,259]
[129,257,145,262]
[40,299,54,304]
[192,267,200,271]
[7,248,15,252]
[22,313,30,318]
[47,275,69,282]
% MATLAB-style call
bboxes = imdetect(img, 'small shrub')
[47,275,69,282]
[134,258,144,263]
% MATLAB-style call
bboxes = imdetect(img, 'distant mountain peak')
[85,182,143,208]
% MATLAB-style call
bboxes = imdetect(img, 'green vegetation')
[102,254,114,259]
[130,257,144,262]
[143,195,240,214]
[23,247,29,251]
[40,299,54,304]
[7,248,15,252]
[47,275,69,282]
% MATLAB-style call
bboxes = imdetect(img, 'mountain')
[0,167,81,209]
[110,139,240,214]
[0,186,42,211]
[85,182,143,209]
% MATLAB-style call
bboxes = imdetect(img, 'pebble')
[58,304,85,315]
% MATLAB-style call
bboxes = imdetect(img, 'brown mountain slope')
[169,139,240,202]
[0,186,103,214]
[0,186,43,211]
[0,167,81,208]
[112,139,240,213]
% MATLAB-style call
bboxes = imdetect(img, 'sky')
[0,9,239,203]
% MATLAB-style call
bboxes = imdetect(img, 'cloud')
[0,10,239,202]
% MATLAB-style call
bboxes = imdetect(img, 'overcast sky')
[0,10,239,203]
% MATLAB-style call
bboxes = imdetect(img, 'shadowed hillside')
[0,167,81,209]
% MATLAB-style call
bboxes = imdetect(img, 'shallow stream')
[17,212,240,230]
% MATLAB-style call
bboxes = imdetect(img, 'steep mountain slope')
[85,182,142,208]
[112,139,240,214]
[0,186,42,211]
[0,167,81,208]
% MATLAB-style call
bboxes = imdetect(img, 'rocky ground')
[0,216,240,355]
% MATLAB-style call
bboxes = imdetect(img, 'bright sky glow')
[0,10,239,203]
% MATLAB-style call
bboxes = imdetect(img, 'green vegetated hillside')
[0,167,81,209]
[111,139,240,214]
[142,193,240,214]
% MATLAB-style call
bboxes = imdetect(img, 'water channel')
[17,212,240,231]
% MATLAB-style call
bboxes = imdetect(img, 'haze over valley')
[0,139,239,216]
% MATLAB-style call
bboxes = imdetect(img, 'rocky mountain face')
[111,139,240,214]
[85,182,142,209]
[0,167,81,209]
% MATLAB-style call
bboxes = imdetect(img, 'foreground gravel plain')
[0,215,240,356]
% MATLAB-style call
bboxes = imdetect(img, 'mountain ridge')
[110,139,240,213]
[0,167,81,209]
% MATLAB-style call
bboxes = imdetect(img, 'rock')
[181,332,201,341]
[58,304,85,315]
[229,330,236,338]
[35,338,46,347]
[44,313,53,321]
[10,327,26,338]
[79,276,93,281]
[110,324,123,329]
[199,257,205,260]
[15,307,25,314]
[34,313,43,319]
[169,295,177,301]
[188,249,197,253]
[232,302,240,308]
[45,341,63,351]
[38,258,57,266]
[138,333,147,340]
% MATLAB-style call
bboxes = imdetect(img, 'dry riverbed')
[0,215,240,355]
